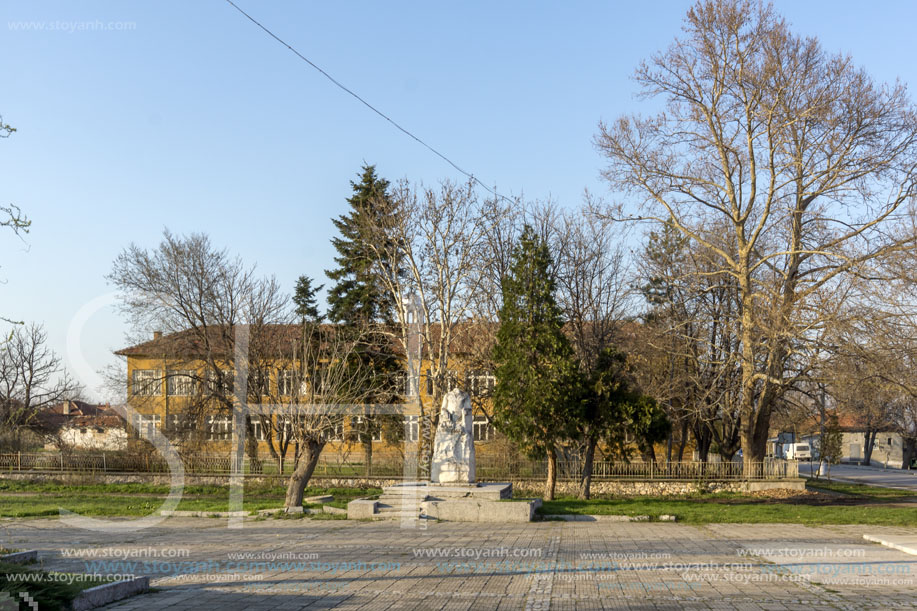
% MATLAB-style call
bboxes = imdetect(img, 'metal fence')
[0,452,797,481]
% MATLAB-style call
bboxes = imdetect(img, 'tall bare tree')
[597,0,917,468]
[1,114,31,333]
[360,179,491,474]
[0,323,81,449]
[108,230,289,462]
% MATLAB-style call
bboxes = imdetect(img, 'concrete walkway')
[801,462,917,492]
[863,534,917,556]
[3,517,916,609]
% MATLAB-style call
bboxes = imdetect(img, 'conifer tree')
[492,226,580,500]
[292,275,324,323]
[324,165,403,474]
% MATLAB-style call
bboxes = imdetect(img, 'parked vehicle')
[784,443,812,461]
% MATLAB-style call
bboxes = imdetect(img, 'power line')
[223,0,512,203]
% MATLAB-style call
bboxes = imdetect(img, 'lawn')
[0,481,381,518]
[804,478,916,499]
[538,489,917,526]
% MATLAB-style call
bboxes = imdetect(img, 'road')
[800,462,917,492]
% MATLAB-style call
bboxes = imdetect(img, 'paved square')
[3,517,915,609]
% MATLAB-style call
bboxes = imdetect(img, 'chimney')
[153,330,163,340]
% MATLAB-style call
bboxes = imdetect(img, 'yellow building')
[115,326,498,461]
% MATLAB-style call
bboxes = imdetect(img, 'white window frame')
[353,415,383,442]
[167,370,196,396]
[132,369,161,396]
[250,418,267,441]
[206,415,232,441]
[278,369,297,396]
[404,415,419,443]
[135,414,161,437]
[469,371,496,397]
[472,416,493,442]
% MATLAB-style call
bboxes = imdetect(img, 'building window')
[168,413,196,432]
[472,416,493,442]
[425,369,458,396]
[167,370,196,396]
[206,415,232,441]
[324,420,345,442]
[404,415,419,442]
[135,414,161,437]
[467,370,496,397]
[250,418,267,441]
[132,370,161,396]
[352,416,383,442]
[278,369,299,396]
[248,368,269,397]
[207,369,235,394]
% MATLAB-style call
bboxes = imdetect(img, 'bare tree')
[1,114,31,333]
[361,179,492,475]
[108,230,289,462]
[552,207,632,497]
[0,323,81,449]
[266,322,376,509]
[597,0,917,469]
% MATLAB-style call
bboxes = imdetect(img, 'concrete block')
[420,499,536,522]
[70,576,150,611]
[347,499,378,520]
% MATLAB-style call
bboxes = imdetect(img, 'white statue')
[430,388,476,484]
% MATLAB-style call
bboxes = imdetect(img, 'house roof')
[114,323,500,360]
[40,401,127,430]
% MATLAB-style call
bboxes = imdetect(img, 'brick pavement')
[2,517,915,609]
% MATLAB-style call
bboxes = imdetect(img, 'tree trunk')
[545,445,557,501]
[284,439,324,510]
[902,437,916,470]
[863,430,877,465]
[676,420,689,462]
[363,436,373,477]
[579,434,597,500]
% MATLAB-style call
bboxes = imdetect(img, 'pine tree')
[292,275,324,323]
[324,165,403,474]
[326,165,397,325]
[492,226,580,500]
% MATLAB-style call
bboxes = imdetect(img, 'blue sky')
[1,1,915,399]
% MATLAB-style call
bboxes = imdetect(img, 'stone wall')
[0,471,804,494]
[512,479,806,496]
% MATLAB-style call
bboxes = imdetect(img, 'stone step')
[374,510,422,520]
[377,503,421,512]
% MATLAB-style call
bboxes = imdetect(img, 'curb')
[543,514,677,522]
[0,550,38,564]
[70,576,150,611]
[863,534,917,556]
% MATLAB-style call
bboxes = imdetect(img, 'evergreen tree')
[292,275,324,323]
[492,226,580,500]
[324,165,403,474]
[326,165,397,325]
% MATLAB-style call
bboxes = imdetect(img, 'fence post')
[17,451,21,471]
[103,452,107,472]
[650,461,654,481]
[60,452,64,471]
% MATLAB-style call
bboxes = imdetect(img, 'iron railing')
[0,452,797,481]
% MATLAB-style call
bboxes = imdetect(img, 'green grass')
[805,478,915,499]
[0,482,381,518]
[0,560,115,610]
[538,495,917,526]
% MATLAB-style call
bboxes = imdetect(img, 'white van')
[784,443,812,461]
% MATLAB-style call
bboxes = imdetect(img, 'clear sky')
[1,1,915,400]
